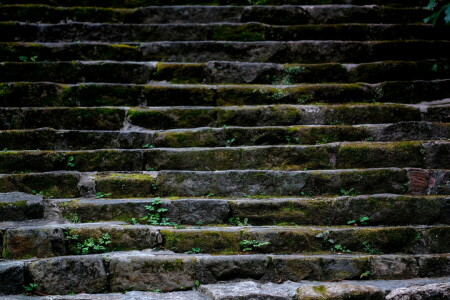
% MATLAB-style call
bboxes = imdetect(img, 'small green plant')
[347,216,370,226]
[146,167,155,171]
[65,213,80,223]
[23,283,38,295]
[285,135,301,145]
[424,0,450,26]
[316,136,330,144]
[96,192,112,199]
[152,289,161,293]
[229,217,249,226]
[130,218,139,225]
[193,280,201,290]
[137,198,177,226]
[142,144,155,148]
[205,193,215,197]
[297,94,312,104]
[315,230,351,253]
[339,188,359,197]
[247,0,267,5]
[67,156,75,168]
[300,191,313,197]
[360,271,371,279]
[225,138,236,147]
[64,230,112,255]
[32,190,44,196]
[2,148,8,152]
[362,241,382,255]
[185,247,201,254]
[239,240,270,252]
[365,137,374,141]
[174,224,186,229]
[19,56,38,62]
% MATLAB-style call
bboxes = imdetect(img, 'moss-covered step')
[0,192,44,221]
[3,22,449,42]
[0,0,431,6]
[2,223,449,259]
[6,253,447,295]
[1,168,448,198]
[0,5,428,24]
[0,104,436,130]
[2,59,449,84]
[0,122,449,150]
[0,141,448,172]
[54,195,450,226]
[1,81,449,107]
[1,222,161,259]
[2,41,450,63]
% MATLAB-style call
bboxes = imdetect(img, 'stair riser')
[2,60,449,84]
[0,142,448,172]
[2,225,449,259]
[0,5,428,24]
[2,41,450,63]
[2,81,450,107]
[0,0,430,8]
[0,169,448,198]
[2,105,446,130]
[1,123,450,150]
[3,23,448,42]
[3,253,447,295]
[55,196,450,226]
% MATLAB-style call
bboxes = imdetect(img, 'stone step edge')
[2,59,450,85]
[0,140,449,172]
[1,252,449,295]
[0,168,447,198]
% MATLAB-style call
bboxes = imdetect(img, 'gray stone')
[172,200,230,225]
[27,255,107,295]
[0,192,44,222]
[109,254,197,292]
[200,280,290,300]
[386,282,450,300]
[0,261,25,295]
[371,256,419,279]
[295,283,384,300]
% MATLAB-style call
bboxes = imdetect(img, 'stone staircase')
[0,0,449,299]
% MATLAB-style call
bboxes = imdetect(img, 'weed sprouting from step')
[130,198,177,226]
[185,247,201,254]
[67,156,75,168]
[32,190,44,196]
[225,137,236,147]
[142,144,155,148]
[316,136,331,144]
[65,212,80,223]
[239,240,270,252]
[205,193,215,197]
[316,230,351,253]
[23,283,38,295]
[360,271,371,279]
[285,135,301,145]
[18,56,38,62]
[229,217,250,226]
[247,0,267,5]
[362,242,383,255]
[347,216,370,226]
[338,188,359,197]
[64,229,112,255]
[96,192,112,199]
[424,0,450,26]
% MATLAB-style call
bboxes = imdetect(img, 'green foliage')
[285,135,301,145]
[65,213,80,223]
[239,239,270,252]
[67,156,75,168]
[316,230,351,253]
[95,192,112,199]
[228,217,249,226]
[360,271,371,279]
[134,198,177,226]
[362,241,383,255]
[19,56,38,62]
[339,188,359,196]
[424,0,450,26]
[247,0,267,5]
[347,216,370,226]
[225,137,236,147]
[32,190,44,196]
[185,247,201,254]
[142,144,155,148]
[23,283,38,295]
[64,230,112,255]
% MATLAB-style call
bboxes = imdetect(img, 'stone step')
[2,41,449,63]
[3,22,449,42]
[0,4,428,25]
[52,194,450,226]
[1,122,448,150]
[0,192,44,222]
[0,141,449,172]
[1,104,448,131]
[2,81,450,107]
[2,60,450,84]
[1,222,449,259]
[1,252,448,295]
[6,278,447,300]
[0,168,448,198]
[0,0,430,7]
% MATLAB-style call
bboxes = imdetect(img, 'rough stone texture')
[295,283,384,300]
[109,254,198,292]
[0,261,25,295]
[27,255,107,295]
[0,192,44,221]
[386,282,450,300]
[200,280,291,300]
